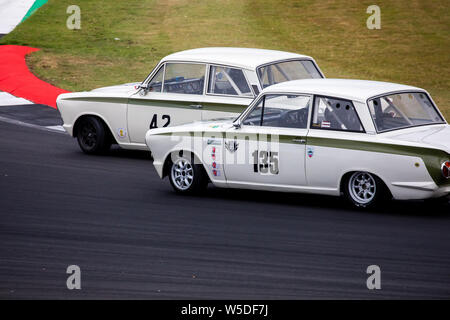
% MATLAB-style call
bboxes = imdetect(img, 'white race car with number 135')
[145,79,450,208]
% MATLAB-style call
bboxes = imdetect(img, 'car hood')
[386,124,450,153]
[90,82,140,94]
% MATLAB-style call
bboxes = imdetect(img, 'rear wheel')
[344,172,386,208]
[76,117,111,154]
[168,152,208,194]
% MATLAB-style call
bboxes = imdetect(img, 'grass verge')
[1,0,448,119]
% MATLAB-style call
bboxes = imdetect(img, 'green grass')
[1,0,449,119]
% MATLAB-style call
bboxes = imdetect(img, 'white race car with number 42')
[145,79,450,208]
[56,47,323,154]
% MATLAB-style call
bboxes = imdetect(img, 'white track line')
[45,125,65,132]
[0,91,33,106]
[0,115,67,134]
[0,0,35,34]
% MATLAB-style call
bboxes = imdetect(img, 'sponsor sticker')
[207,138,221,145]
[321,121,331,128]
[225,139,239,153]
[117,128,127,138]
[212,169,220,177]
[307,146,314,158]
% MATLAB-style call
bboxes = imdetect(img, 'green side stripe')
[65,97,245,113]
[129,98,193,109]
[64,97,129,104]
[161,132,304,144]
[153,131,450,187]
[129,98,245,113]
[307,137,450,187]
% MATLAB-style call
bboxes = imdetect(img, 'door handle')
[292,138,306,144]
[189,104,203,109]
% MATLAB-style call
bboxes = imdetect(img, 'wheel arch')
[339,170,393,198]
[161,148,210,181]
[73,113,118,144]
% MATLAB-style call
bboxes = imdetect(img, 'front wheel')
[344,172,387,208]
[76,117,111,154]
[169,152,208,194]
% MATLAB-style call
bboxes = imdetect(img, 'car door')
[127,62,206,144]
[223,94,312,188]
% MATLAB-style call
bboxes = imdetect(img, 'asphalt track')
[0,112,449,299]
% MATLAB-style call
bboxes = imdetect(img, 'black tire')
[343,172,388,209]
[76,117,111,154]
[168,152,208,194]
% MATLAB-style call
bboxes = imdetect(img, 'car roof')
[160,47,313,70]
[262,79,426,102]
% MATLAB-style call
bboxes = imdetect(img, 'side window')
[148,65,164,92]
[163,63,206,95]
[207,66,252,97]
[311,96,364,132]
[243,94,311,129]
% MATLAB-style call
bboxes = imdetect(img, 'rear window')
[257,60,322,88]
[368,92,444,132]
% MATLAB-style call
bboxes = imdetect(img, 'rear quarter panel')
[306,130,439,200]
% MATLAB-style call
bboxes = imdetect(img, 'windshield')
[368,92,444,132]
[257,60,322,88]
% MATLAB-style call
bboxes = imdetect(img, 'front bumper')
[390,181,450,200]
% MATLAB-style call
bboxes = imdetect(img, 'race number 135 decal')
[150,114,171,129]
[252,150,279,175]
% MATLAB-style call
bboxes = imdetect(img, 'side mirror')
[138,83,149,96]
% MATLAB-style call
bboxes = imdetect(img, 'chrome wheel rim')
[171,158,194,190]
[349,172,376,204]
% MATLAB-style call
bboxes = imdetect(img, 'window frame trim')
[146,63,165,93]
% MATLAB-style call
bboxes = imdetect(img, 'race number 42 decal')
[252,150,279,175]
[149,114,171,129]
